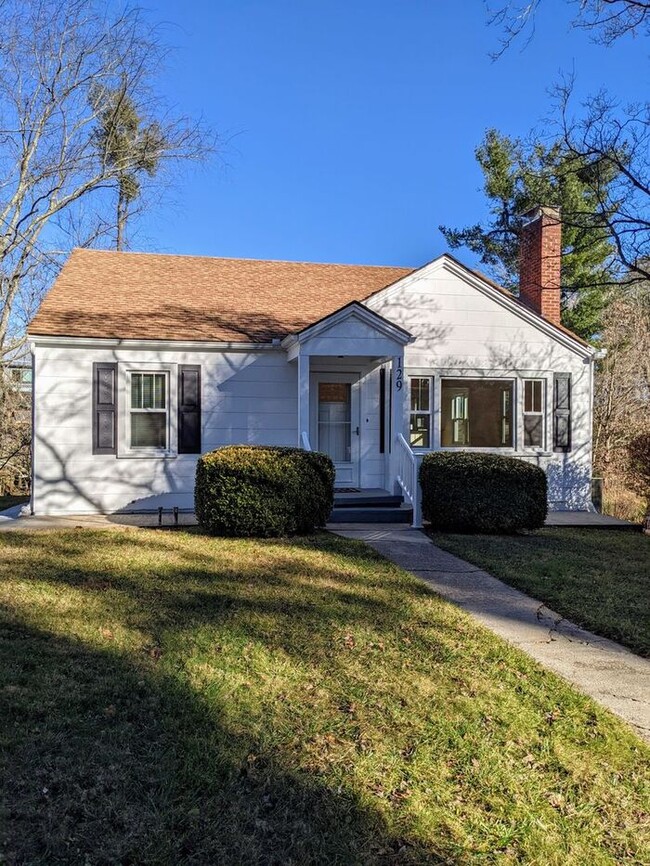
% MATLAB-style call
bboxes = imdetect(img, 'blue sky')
[136,0,646,269]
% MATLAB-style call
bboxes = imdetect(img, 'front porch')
[281,302,423,526]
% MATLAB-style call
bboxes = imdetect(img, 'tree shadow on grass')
[1,620,453,866]
[0,533,459,865]
[0,530,459,680]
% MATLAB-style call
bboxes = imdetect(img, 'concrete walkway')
[329,523,650,743]
[544,511,637,528]
[0,511,199,531]
[0,506,636,531]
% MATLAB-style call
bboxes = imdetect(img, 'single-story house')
[27,206,595,523]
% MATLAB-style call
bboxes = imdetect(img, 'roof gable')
[282,301,413,359]
[363,253,593,357]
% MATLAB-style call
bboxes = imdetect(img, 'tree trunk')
[116,191,127,251]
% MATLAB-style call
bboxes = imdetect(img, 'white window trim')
[522,378,546,451]
[408,375,434,451]
[117,362,178,458]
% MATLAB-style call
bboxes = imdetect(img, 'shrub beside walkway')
[331,524,650,742]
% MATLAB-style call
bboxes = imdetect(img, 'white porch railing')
[301,431,312,451]
[396,433,423,528]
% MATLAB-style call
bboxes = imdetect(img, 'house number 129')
[395,359,403,391]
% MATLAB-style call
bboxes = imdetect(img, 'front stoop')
[328,489,413,524]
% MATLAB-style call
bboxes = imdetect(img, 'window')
[409,377,432,448]
[441,379,514,448]
[8,366,31,390]
[523,379,545,448]
[129,372,168,449]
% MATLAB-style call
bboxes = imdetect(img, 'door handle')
[355,426,360,436]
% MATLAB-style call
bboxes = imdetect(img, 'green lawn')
[430,528,650,658]
[0,528,648,865]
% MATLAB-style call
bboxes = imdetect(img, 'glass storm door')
[312,374,360,488]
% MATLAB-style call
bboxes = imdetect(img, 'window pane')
[410,378,430,412]
[524,414,543,447]
[409,414,430,448]
[131,373,142,409]
[142,374,153,408]
[132,373,167,409]
[524,380,532,413]
[318,382,351,462]
[131,412,167,448]
[154,374,166,409]
[525,380,543,413]
[441,379,514,448]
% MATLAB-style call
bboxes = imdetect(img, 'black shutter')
[178,365,201,454]
[92,362,117,454]
[553,373,572,452]
[379,367,386,454]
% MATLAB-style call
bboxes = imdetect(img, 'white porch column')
[389,353,406,491]
[297,352,310,447]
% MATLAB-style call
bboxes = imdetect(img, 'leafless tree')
[0,362,31,494]
[593,282,650,517]
[0,0,214,355]
[554,83,650,285]
[485,1,650,285]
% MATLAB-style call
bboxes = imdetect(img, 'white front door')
[311,373,360,488]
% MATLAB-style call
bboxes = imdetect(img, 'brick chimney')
[519,206,562,325]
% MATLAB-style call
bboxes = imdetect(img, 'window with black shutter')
[92,362,117,454]
[553,373,572,452]
[178,365,201,454]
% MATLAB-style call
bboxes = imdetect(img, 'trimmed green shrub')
[195,445,335,537]
[419,452,547,533]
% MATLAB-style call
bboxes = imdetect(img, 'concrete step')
[333,495,404,509]
[328,505,412,524]
[333,489,403,508]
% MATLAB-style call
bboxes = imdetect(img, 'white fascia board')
[27,334,280,352]
[364,254,595,360]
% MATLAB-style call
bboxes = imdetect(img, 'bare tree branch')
[0,0,218,492]
[487,0,650,53]
[553,80,650,282]
[0,0,217,353]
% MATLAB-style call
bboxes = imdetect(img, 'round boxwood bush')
[195,445,335,537]
[419,452,547,533]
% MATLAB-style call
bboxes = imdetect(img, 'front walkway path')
[329,523,650,743]
[0,511,199,531]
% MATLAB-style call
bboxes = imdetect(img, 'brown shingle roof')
[28,249,414,342]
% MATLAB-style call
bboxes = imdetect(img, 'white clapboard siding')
[33,346,300,513]
[31,254,594,514]
[367,259,593,510]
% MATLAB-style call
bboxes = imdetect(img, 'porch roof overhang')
[281,301,413,361]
